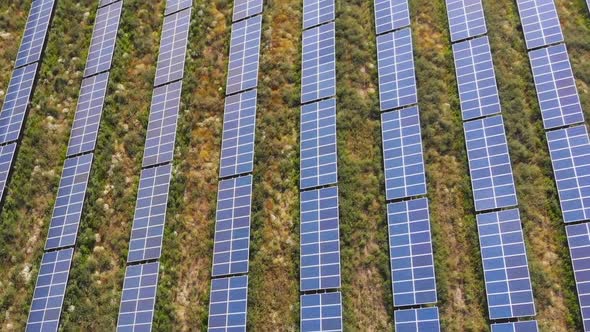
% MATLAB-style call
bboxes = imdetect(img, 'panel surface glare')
[15,0,56,68]
[226,15,262,95]
[153,8,191,87]
[301,22,336,104]
[566,223,590,332]
[165,0,192,15]
[515,0,563,49]
[0,143,16,202]
[303,0,335,30]
[445,0,487,42]
[208,276,248,332]
[0,63,38,144]
[83,1,122,77]
[491,321,539,332]
[233,0,264,22]
[117,262,160,332]
[300,292,343,332]
[394,307,440,332]
[374,0,410,34]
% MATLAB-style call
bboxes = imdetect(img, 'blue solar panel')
[212,175,253,277]
[219,89,257,178]
[376,28,417,111]
[300,186,341,291]
[26,248,73,332]
[127,164,172,263]
[15,0,56,68]
[45,154,94,250]
[0,63,38,144]
[300,98,338,189]
[546,125,590,223]
[374,0,410,35]
[117,262,160,332]
[233,0,264,22]
[142,81,182,167]
[302,0,335,30]
[83,1,122,77]
[445,0,487,42]
[165,0,193,15]
[301,22,336,104]
[452,36,501,120]
[154,8,191,87]
[99,0,121,7]
[394,307,440,332]
[226,15,262,95]
[566,223,590,332]
[529,43,584,129]
[515,0,563,50]
[491,321,539,332]
[208,275,248,332]
[381,106,426,200]
[0,143,16,202]
[464,115,518,211]
[477,209,536,319]
[300,292,343,332]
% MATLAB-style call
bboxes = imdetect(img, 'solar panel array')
[153,8,191,87]
[566,223,590,331]
[226,15,263,95]
[373,0,410,35]
[301,22,336,104]
[233,0,264,22]
[300,292,343,331]
[117,262,160,332]
[208,275,249,331]
[0,143,16,202]
[303,0,335,30]
[491,321,539,332]
[83,1,122,77]
[0,63,38,145]
[445,0,487,42]
[515,0,563,50]
[394,307,441,332]
[15,0,56,68]
[165,0,192,15]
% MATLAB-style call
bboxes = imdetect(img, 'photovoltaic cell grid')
[117,262,160,332]
[233,0,264,22]
[26,248,74,332]
[99,0,121,7]
[212,175,253,277]
[208,276,248,332]
[15,0,55,68]
[300,292,343,332]
[142,81,182,168]
[373,0,410,35]
[0,143,16,201]
[165,0,192,16]
[45,154,94,250]
[452,36,501,121]
[529,43,584,129]
[381,106,426,200]
[464,115,518,211]
[566,223,590,332]
[0,63,38,145]
[394,307,440,332]
[477,209,536,320]
[302,0,335,30]
[515,0,563,50]
[219,89,257,178]
[301,22,336,104]
[83,1,122,77]
[153,8,191,87]
[300,98,337,189]
[226,15,262,95]
[300,186,341,291]
[491,321,539,332]
[445,0,487,42]
[376,28,417,112]
[127,164,172,263]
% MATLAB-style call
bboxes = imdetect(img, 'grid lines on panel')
[15,0,55,68]
[515,0,563,50]
[226,15,262,95]
[0,143,16,202]
[445,0,487,42]
[0,63,38,145]
[153,8,191,87]
[165,0,192,15]
[566,223,590,332]
[373,0,410,35]
[99,0,121,7]
[394,307,440,332]
[83,1,122,77]
[208,275,248,332]
[491,320,539,332]
[301,22,336,104]
[300,292,343,332]
[233,0,264,22]
[117,262,160,332]
[302,0,335,30]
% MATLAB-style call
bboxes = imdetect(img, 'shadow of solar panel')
[0,143,16,202]
[515,0,563,49]
[300,186,341,291]
[15,0,55,68]
[464,115,518,211]
[127,164,172,263]
[529,44,584,129]
[300,98,338,189]
[301,22,336,104]
[212,175,253,277]
[142,81,182,167]
[45,154,94,250]
[233,0,264,22]
[374,0,410,34]
[546,125,590,223]
[303,0,335,30]
[492,320,539,332]
[226,15,262,95]
[376,28,417,112]
[208,276,248,332]
[165,0,192,15]
[0,63,38,145]
[153,8,191,87]
[117,262,160,332]
[566,223,590,332]
[301,292,343,332]
[445,0,487,42]
[477,209,536,320]
[83,1,122,77]
[26,248,73,332]
[394,307,440,332]
[219,90,257,178]
[452,36,501,120]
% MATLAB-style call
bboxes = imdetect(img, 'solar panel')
[208,275,248,332]
[26,248,74,332]
[0,143,16,202]
[117,262,160,332]
[226,15,262,95]
[445,0,487,42]
[83,1,122,77]
[233,0,264,22]
[546,125,590,223]
[142,81,182,167]
[376,28,417,112]
[515,0,564,50]
[127,164,172,263]
[566,223,590,332]
[165,0,193,15]
[300,98,338,190]
[302,0,335,30]
[153,7,191,87]
[452,36,501,120]
[464,115,518,211]
[529,43,584,129]
[99,0,121,7]
[219,89,257,178]
[0,63,38,144]
[491,321,539,332]
[394,307,440,332]
[212,175,253,277]
[381,106,426,200]
[66,72,109,156]
[477,209,536,319]
[373,0,410,35]
[15,0,55,68]
[45,154,94,250]
[301,22,336,104]
[300,186,341,291]
[300,292,343,332]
